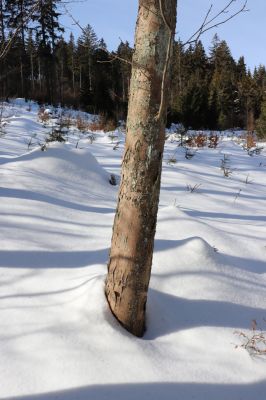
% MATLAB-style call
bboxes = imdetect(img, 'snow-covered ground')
[0,100,266,400]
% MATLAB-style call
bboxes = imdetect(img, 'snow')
[0,100,266,399]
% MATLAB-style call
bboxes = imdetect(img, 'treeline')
[0,0,132,120]
[0,1,266,132]
[170,35,266,132]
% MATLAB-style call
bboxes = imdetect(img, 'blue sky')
[61,0,265,71]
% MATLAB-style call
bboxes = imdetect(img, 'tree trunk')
[30,52,35,92]
[105,0,177,337]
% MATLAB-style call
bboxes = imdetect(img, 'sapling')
[46,128,66,143]
[220,154,233,177]
[108,133,118,143]
[87,133,96,144]
[113,141,120,150]
[233,189,242,203]
[244,174,253,184]
[186,183,201,193]
[167,157,177,165]
[26,134,37,150]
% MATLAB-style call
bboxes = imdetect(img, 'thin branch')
[183,0,248,47]
[97,53,132,66]
[193,4,213,44]
[0,1,41,60]
[159,0,172,31]
[63,5,87,37]
[64,6,135,66]
[155,0,175,121]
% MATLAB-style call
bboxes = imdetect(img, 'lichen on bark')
[105,0,177,337]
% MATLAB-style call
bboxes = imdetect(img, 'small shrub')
[186,183,201,193]
[220,154,233,177]
[58,114,72,129]
[108,132,119,143]
[109,174,117,186]
[46,129,66,143]
[104,119,117,132]
[26,134,37,150]
[167,157,177,165]
[244,174,253,184]
[38,107,50,124]
[88,115,117,133]
[89,119,105,131]
[234,320,266,357]
[40,143,47,151]
[113,141,120,150]
[233,189,242,203]
[184,137,195,147]
[209,133,219,148]
[223,167,233,177]
[194,133,207,148]
[87,133,96,144]
[255,147,263,155]
[75,115,89,131]
[248,146,264,156]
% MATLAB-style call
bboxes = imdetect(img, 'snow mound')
[0,143,117,257]
[1,101,266,400]
[179,235,217,259]
[29,143,111,184]
[1,143,116,202]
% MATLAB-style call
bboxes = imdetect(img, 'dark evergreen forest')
[1,0,266,131]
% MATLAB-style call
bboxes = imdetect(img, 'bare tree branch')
[183,0,249,47]
[193,4,213,45]
[155,0,175,121]
[0,1,41,60]
[62,4,152,76]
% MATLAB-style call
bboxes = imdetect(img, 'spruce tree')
[5,0,35,98]
[77,24,99,111]
[209,38,237,129]
[33,0,64,103]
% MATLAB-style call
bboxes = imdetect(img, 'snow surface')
[0,100,266,399]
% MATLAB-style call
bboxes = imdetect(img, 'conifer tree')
[68,33,76,95]
[77,24,99,111]
[33,0,63,103]
[209,38,237,129]
[5,0,35,98]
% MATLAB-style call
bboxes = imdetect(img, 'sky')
[61,0,265,71]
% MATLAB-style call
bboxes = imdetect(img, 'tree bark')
[105,0,177,337]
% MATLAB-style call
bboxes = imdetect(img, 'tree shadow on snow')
[6,381,266,400]
[0,249,109,269]
[0,187,114,214]
[183,208,266,222]
[145,289,266,340]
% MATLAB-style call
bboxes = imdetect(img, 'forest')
[1,0,266,134]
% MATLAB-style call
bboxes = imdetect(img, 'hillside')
[0,100,266,400]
